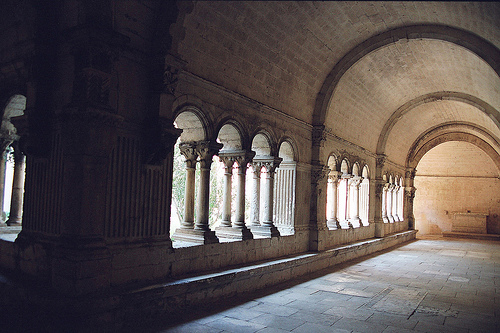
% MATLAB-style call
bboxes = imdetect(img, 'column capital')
[219,149,255,172]
[349,176,363,188]
[196,141,223,168]
[178,142,198,168]
[328,170,342,182]
[252,156,283,174]
[311,164,329,186]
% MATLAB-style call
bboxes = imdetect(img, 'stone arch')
[362,165,370,179]
[376,92,500,155]
[278,138,298,162]
[407,131,500,174]
[327,154,338,171]
[251,132,272,157]
[216,118,248,152]
[352,163,360,177]
[173,105,209,142]
[313,24,500,126]
[340,159,349,174]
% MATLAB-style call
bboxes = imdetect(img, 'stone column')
[178,142,197,229]
[393,185,400,221]
[216,150,254,240]
[327,171,341,230]
[6,146,26,226]
[251,157,282,238]
[349,176,362,228]
[342,175,353,228]
[250,164,261,227]
[0,149,8,222]
[404,168,417,230]
[387,184,395,223]
[382,183,389,223]
[220,157,234,227]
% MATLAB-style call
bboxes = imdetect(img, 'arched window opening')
[338,159,351,228]
[171,109,222,245]
[250,133,281,238]
[348,163,362,228]
[215,123,254,241]
[387,175,395,223]
[274,141,296,235]
[1,95,27,227]
[382,174,389,223]
[326,155,341,230]
[397,177,404,221]
[360,165,370,225]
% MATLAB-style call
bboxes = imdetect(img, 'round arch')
[376,92,500,155]
[216,118,248,151]
[407,132,500,174]
[313,24,500,126]
[278,138,298,162]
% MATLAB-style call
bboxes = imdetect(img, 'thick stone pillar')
[250,164,261,227]
[349,176,362,228]
[373,155,387,237]
[327,171,341,230]
[216,150,254,240]
[6,146,26,226]
[404,168,417,230]
[251,157,282,238]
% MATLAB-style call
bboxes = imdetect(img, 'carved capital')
[179,142,197,168]
[312,125,326,147]
[219,149,255,172]
[328,170,342,183]
[376,154,387,168]
[163,54,186,95]
[405,186,416,201]
[311,165,329,186]
[405,168,416,180]
[252,156,282,174]
[196,141,223,168]
[349,176,363,188]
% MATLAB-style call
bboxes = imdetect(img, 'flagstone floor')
[160,236,499,333]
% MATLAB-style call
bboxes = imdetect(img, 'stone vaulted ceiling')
[178,1,500,166]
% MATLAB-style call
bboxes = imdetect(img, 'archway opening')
[413,141,500,236]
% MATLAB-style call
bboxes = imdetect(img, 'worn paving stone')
[159,237,500,332]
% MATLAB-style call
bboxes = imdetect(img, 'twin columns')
[173,141,282,244]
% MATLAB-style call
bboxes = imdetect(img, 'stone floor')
[158,236,499,333]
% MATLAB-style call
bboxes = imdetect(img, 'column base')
[382,217,389,223]
[350,217,361,228]
[250,225,280,238]
[388,216,395,223]
[6,218,21,226]
[215,226,253,241]
[172,228,219,244]
[327,218,341,230]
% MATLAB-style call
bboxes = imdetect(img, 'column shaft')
[221,165,233,227]
[262,170,275,227]
[195,163,211,230]
[250,166,261,226]
[6,149,26,226]
[234,165,247,228]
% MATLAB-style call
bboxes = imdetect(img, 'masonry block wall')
[414,141,500,235]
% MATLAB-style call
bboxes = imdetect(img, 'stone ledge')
[442,232,500,241]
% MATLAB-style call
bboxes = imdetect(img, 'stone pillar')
[404,168,417,230]
[387,184,395,223]
[0,149,7,222]
[250,164,261,227]
[178,142,197,229]
[373,155,387,237]
[342,174,353,228]
[220,157,234,227]
[6,146,26,226]
[393,185,400,221]
[216,150,255,240]
[382,183,389,223]
[251,157,282,238]
[349,176,362,228]
[327,171,341,230]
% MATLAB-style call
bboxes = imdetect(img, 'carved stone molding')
[312,125,326,147]
[376,154,387,168]
[311,164,329,186]
[252,156,283,174]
